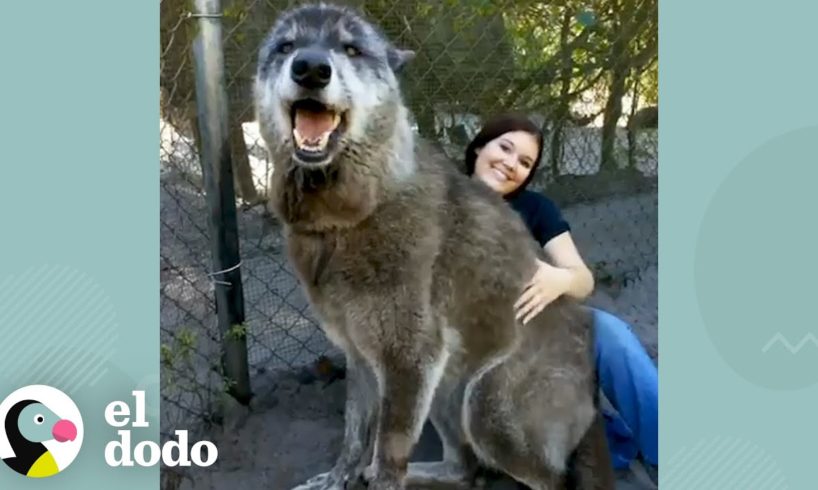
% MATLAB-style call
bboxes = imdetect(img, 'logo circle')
[0,385,84,478]
[695,126,818,390]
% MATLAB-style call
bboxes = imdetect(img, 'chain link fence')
[159,0,657,483]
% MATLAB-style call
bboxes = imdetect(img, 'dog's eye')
[34,414,45,425]
[276,42,294,54]
[344,44,361,57]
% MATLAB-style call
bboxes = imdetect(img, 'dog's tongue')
[295,108,335,141]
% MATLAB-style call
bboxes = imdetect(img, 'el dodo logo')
[0,385,83,478]
[104,391,217,468]
[1,386,216,477]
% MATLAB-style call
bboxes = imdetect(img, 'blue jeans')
[592,307,658,469]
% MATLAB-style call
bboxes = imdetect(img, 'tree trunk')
[549,8,575,180]
[229,120,261,205]
[601,67,627,171]
[600,17,630,172]
[627,66,642,170]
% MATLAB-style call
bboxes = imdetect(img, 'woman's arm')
[515,231,595,324]
[541,231,595,300]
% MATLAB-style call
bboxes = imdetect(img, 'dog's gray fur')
[254,4,615,489]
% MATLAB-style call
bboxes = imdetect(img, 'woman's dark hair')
[464,113,544,198]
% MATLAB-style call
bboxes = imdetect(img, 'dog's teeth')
[294,129,318,151]
[293,126,334,153]
[293,128,306,147]
[318,131,330,148]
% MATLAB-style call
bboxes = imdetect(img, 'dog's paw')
[405,461,471,487]
[290,471,343,490]
[362,463,377,482]
[366,477,402,490]
[362,466,404,490]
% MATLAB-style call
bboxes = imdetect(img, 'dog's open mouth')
[290,98,347,165]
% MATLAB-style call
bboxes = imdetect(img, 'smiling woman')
[473,130,540,195]
[464,113,658,474]
[466,115,544,199]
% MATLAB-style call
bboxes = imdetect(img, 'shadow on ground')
[177,370,656,490]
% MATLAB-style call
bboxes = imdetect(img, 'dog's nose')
[290,49,332,89]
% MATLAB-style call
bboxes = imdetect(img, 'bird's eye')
[344,44,361,57]
[34,414,44,425]
[277,42,294,54]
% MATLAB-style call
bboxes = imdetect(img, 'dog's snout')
[290,49,332,89]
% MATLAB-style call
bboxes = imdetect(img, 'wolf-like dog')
[254,4,615,489]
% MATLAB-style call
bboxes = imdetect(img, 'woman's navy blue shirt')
[506,189,571,247]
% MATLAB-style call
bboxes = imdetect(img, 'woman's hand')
[514,258,571,325]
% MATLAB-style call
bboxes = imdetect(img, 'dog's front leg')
[333,351,379,485]
[290,350,378,490]
[364,319,448,489]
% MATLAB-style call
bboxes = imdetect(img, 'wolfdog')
[254,4,615,489]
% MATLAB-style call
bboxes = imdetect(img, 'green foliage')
[161,343,174,368]
[222,2,246,21]
[159,326,198,393]
[162,326,197,370]
[227,323,248,340]
[638,61,659,105]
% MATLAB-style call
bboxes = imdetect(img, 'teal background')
[0,1,159,488]
[662,1,818,488]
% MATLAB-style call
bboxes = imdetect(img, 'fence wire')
[159,0,658,473]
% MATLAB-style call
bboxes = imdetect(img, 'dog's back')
[399,143,592,363]
[385,144,608,488]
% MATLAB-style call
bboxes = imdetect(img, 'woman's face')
[473,130,539,195]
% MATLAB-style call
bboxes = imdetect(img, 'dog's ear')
[387,48,415,73]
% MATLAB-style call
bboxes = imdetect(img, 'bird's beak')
[52,419,77,442]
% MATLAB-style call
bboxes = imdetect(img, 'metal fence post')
[191,0,252,405]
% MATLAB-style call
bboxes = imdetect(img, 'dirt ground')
[175,367,656,490]
[164,213,658,490]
